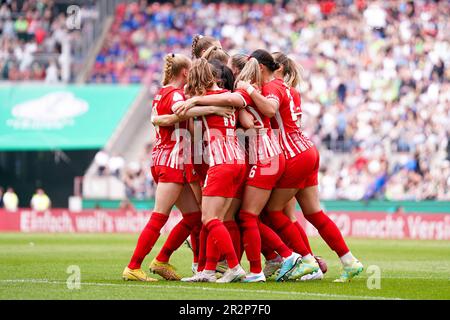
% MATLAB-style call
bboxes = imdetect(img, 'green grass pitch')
[0,233,449,300]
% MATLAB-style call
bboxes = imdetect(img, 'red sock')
[205,232,220,271]
[156,211,201,263]
[305,211,349,257]
[260,209,270,225]
[128,212,168,269]
[258,221,292,258]
[238,211,261,273]
[266,210,311,257]
[224,220,241,260]
[260,210,284,259]
[239,241,244,262]
[205,219,239,269]
[190,225,201,263]
[197,225,208,272]
[294,221,313,254]
[261,242,278,261]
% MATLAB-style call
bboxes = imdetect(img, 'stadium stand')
[0,0,124,83]
[84,0,449,201]
[1,0,448,203]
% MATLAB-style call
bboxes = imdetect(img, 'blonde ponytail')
[162,53,191,86]
[231,54,248,74]
[272,52,303,88]
[235,57,262,89]
[285,57,302,88]
[201,46,230,64]
[185,58,216,97]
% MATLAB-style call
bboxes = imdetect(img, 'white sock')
[286,252,298,261]
[203,270,215,276]
[231,264,241,271]
[340,252,356,266]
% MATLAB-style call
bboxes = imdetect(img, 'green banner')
[0,84,141,151]
[81,199,450,214]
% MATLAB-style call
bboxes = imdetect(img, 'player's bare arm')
[236,81,278,118]
[152,106,234,126]
[238,109,261,129]
[175,93,246,114]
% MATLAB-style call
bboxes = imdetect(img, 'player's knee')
[182,211,202,229]
[201,214,217,225]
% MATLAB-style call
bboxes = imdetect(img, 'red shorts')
[151,165,199,184]
[185,164,200,183]
[194,162,210,186]
[276,146,319,189]
[246,154,286,190]
[202,163,247,199]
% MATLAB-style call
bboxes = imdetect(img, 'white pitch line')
[380,276,448,280]
[0,279,402,300]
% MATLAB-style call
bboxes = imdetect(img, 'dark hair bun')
[209,59,235,91]
[272,62,280,70]
[251,49,279,72]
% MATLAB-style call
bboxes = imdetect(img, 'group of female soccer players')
[122,35,364,283]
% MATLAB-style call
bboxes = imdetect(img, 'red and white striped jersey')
[201,89,246,167]
[263,78,314,159]
[289,86,304,129]
[235,88,282,164]
[151,86,190,169]
[290,87,302,118]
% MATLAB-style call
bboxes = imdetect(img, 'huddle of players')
[122,35,364,283]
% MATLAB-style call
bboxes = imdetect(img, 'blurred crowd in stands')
[3,0,449,201]
[0,186,51,211]
[0,0,71,81]
[90,0,450,201]
[93,144,156,199]
[0,0,99,82]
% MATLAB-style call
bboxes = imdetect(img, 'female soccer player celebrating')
[177,56,305,282]
[271,51,328,281]
[152,52,239,277]
[178,58,248,283]
[238,50,363,282]
[122,53,233,282]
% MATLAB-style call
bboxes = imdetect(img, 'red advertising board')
[297,211,450,241]
[0,209,181,234]
[0,209,449,240]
